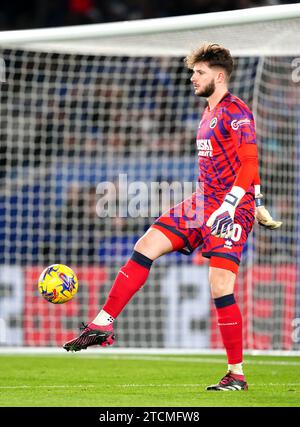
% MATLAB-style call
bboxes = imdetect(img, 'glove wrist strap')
[255,193,264,208]
[224,193,239,207]
[224,186,246,207]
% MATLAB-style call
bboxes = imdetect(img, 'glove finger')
[211,220,220,235]
[258,220,282,229]
[216,221,226,237]
[271,222,282,229]
[211,228,218,236]
[212,218,233,238]
[206,214,215,227]
[224,222,234,238]
[220,224,228,239]
[267,221,282,229]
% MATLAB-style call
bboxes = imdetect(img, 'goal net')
[0,4,300,351]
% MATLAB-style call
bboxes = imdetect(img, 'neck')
[207,87,228,110]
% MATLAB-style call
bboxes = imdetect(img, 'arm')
[207,142,258,238]
[207,140,282,236]
[207,102,282,237]
[207,105,257,238]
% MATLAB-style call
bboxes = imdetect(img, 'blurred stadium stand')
[0,0,296,30]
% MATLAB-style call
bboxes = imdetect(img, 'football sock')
[228,363,244,376]
[102,250,153,319]
[214,293,243,366]
[92,309,114,326]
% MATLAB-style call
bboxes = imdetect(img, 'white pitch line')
[1,383,299,390]
[0,384,95,389]
[86,355,300,366]
[118,383,300,387]
[119,384,206,387]
[2,347,300,357]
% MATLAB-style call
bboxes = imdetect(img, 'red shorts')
[151,191,255,274]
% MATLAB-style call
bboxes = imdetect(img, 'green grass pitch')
[0,353,299,407]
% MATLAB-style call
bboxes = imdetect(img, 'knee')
[134,235,151,255]
[210,281,230,299]
[209,267,235,299]
[134,228,173,260]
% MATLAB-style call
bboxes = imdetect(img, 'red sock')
[214,294,243,365]
[102,251,152,318]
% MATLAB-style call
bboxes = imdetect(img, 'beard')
[197,79,216,98]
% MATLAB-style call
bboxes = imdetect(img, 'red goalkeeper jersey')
[196,91,259,195]
[153,92,258,265]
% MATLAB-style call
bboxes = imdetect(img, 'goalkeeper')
[64,43,281,391]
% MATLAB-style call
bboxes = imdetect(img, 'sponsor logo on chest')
[196,139,213,157]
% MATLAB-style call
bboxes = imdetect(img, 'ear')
[216,71,226,84]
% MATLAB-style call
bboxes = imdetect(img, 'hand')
[207,200,235,239]
[207,188,245,238]
[255,194,282,229]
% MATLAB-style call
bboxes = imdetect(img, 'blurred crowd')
[0,51,297,267]
[0,1,298,269]
[0,0,293,30]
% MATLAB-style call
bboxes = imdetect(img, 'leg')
[63,192,201,352]
[63,227,178,352]
[99,227,174,319]
[209,265,236,299]
[134,227,174,259]
[202,201,255,390]
[209,264,242,366]
[206,258,247,391]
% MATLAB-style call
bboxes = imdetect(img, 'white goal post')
[0,4,300,353]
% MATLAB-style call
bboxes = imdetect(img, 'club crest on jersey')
[231,118,251,130]
[209,117,218,129]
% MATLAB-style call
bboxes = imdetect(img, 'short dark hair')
[184,43,234,80]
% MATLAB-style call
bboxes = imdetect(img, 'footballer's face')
[190,62,217,98]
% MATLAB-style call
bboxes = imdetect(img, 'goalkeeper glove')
[207,186,245,238]
[255,193,282,229]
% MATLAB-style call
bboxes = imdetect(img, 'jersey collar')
[207,90,230,112]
